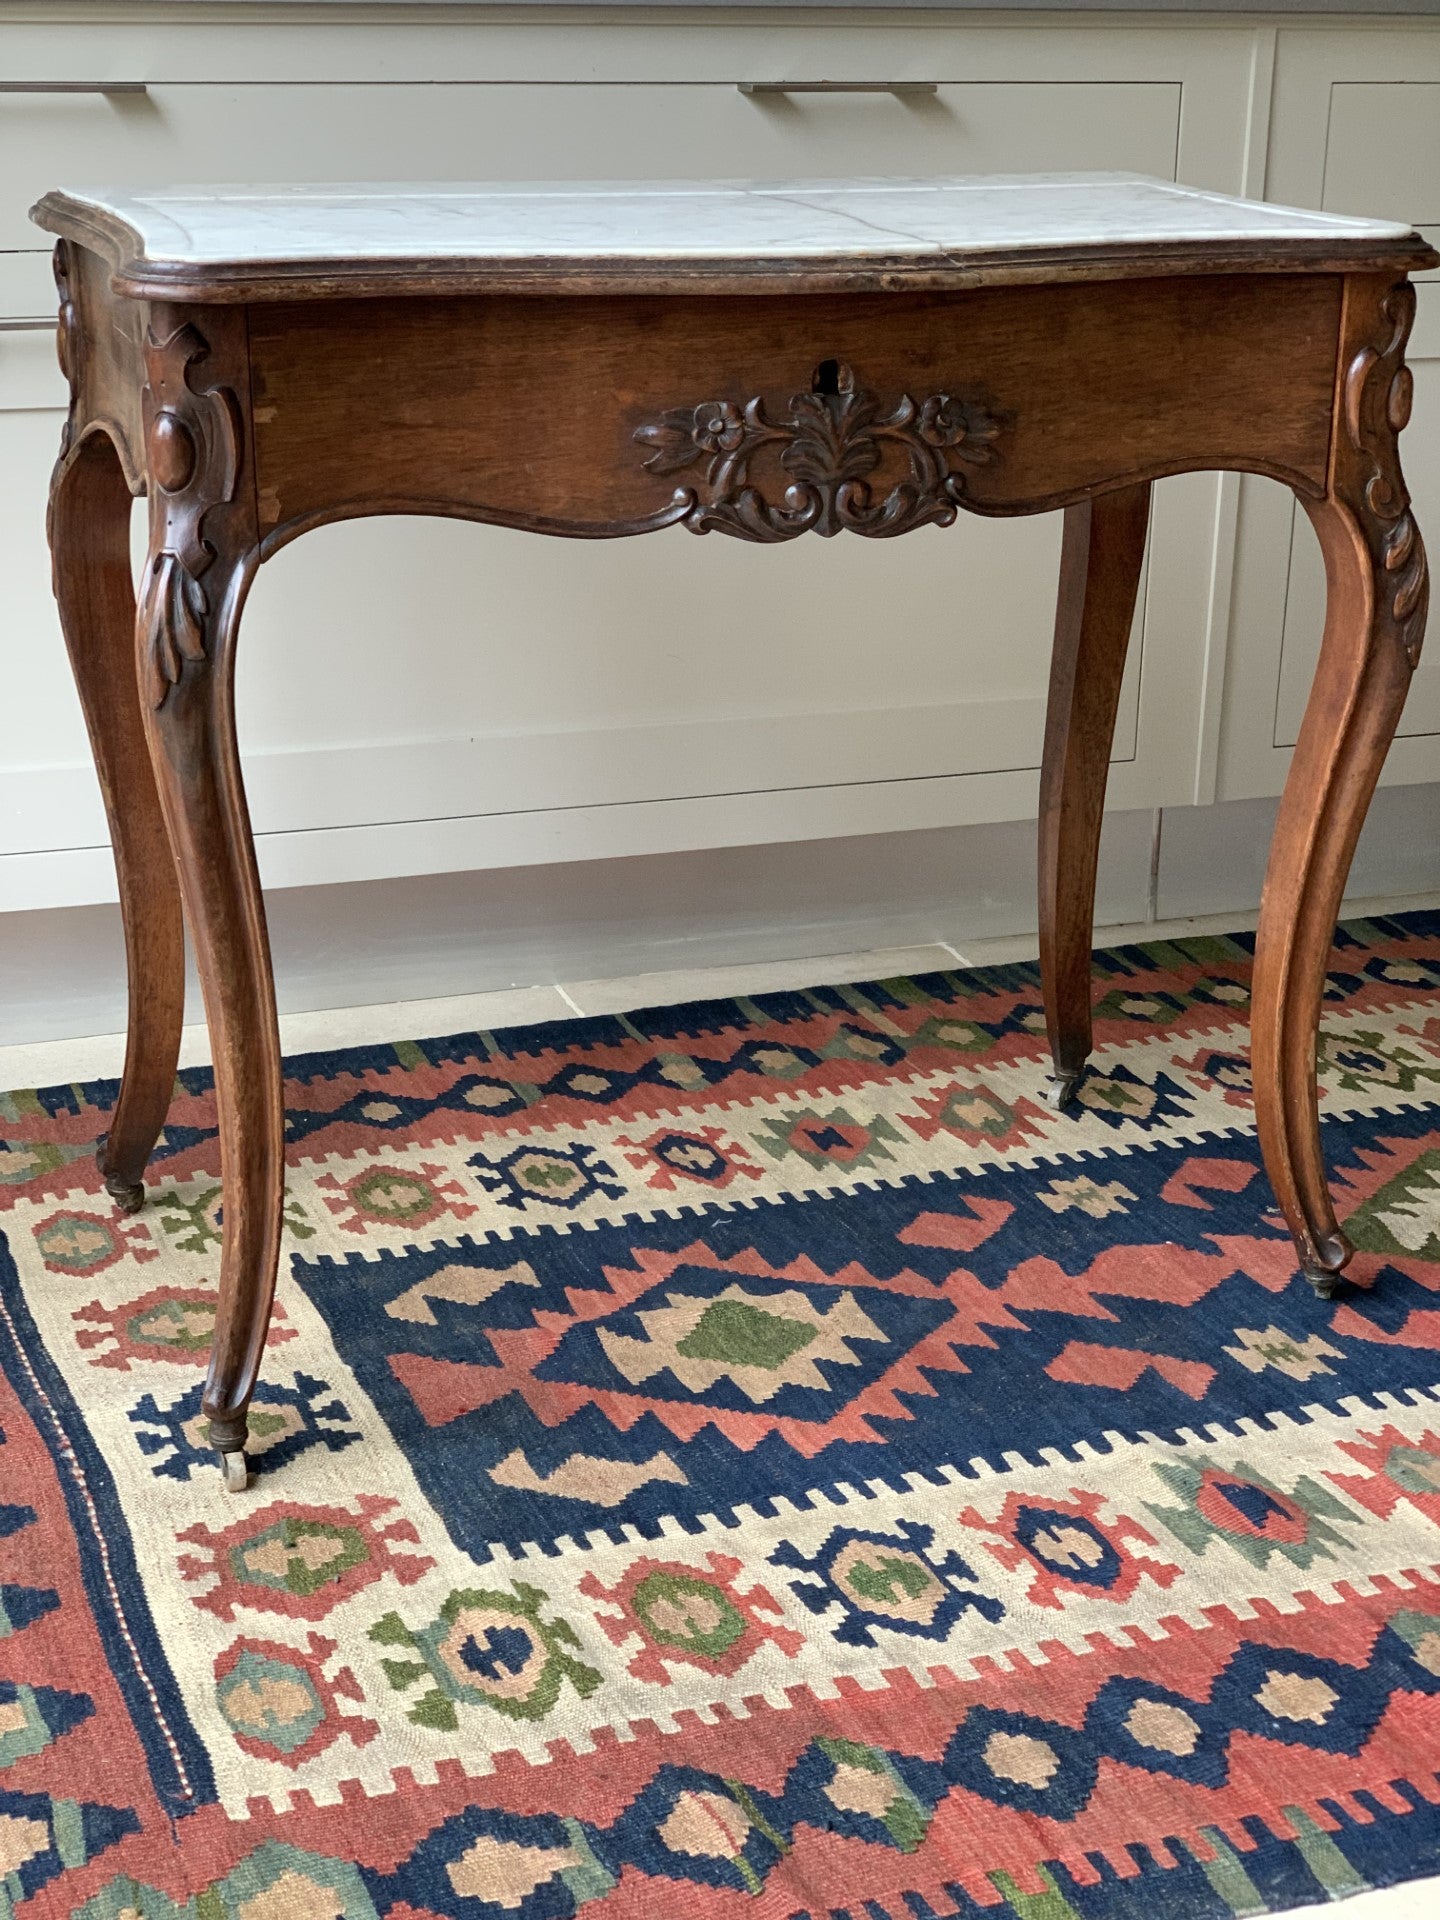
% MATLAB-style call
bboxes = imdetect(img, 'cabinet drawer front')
[2,79,1179,258]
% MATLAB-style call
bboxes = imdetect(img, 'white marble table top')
[36,173,1417,261]
[32,172,1431,298]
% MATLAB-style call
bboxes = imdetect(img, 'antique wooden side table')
[32,174,1436,1490]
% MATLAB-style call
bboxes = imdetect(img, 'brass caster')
[101,1171,145,1215]
[1303,1266,1343,1301]
[219,1450,249,1493]
[1043,1070,1083,1111]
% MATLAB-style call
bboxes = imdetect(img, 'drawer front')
[1274,80,1439,748]
[2,78,1178,261]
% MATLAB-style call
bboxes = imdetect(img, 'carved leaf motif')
[634,361,1004,543]
[141,554,210,711]
[782,388,883,489]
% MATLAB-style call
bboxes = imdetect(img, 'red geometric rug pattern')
[4,914,1440,1918]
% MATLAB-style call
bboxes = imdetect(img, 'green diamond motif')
[128,1299,215,1352]
[234,1519,369,1598]
[632,1570,748,1656]
[846,1553,937,1606]
[677,1298,818,1370]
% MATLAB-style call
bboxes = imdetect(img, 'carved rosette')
[1342,281,1429,670]
[634,360,1003,542]
[137,323,241,709]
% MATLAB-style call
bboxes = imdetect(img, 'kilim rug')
[6,914,1440,1920]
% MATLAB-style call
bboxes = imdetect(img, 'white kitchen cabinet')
[0,82,1183,256]
[1,10,1433,911]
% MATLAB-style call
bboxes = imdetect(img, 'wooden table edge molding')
[32,172,1439,1493]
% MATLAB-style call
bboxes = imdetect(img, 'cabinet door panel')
[0,340,103,860]
[1320,82,1440,225]
[0,252,53,319]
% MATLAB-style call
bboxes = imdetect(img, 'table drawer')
[1,78,1180,261]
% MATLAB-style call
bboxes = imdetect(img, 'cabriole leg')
[135,312,279,1488]
[50,431,185,1212]
[1037,482,1151,1107]
[1253,278,1429,1298]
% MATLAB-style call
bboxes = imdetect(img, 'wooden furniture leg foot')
[1038,482,1152,1106]
[1304,1267,1345,1300]
[219,1450,250,1492]
[1041,1068,1084,1111]
[1253,280,1429,1289]
[49,429,186,1212]
[135,314,279,1483]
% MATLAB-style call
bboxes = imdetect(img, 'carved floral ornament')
[137,323,241,710]
[634,359,1004,541]
[1342,280,1429,669]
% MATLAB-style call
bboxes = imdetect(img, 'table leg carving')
[1038,482,1152,1108]
[1254,277,1429,1296]
[135,312,276,1488]
[49,431,185,1213]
